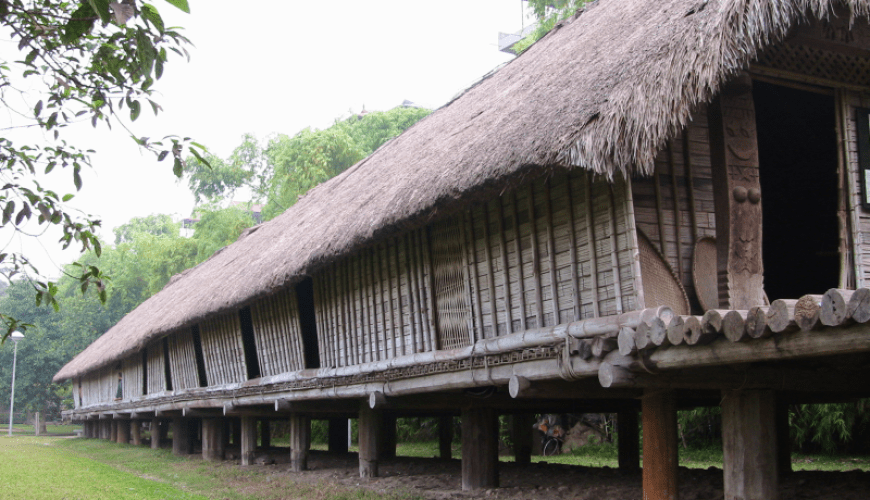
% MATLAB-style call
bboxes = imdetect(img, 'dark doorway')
[296,277,321,369]
[754,81,839,301]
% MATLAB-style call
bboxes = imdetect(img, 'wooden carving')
[708,73,765,310]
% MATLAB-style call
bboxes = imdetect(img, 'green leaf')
[33,100,42,117]
[62,4,97,44]
[24,49,38,66]
[2,202,14,225]
[129,100,141,121]
[142,3,165,33]
[164,0,190,13]
[157,150,169,162]
[87,0,112,24]
[173,157,183,177]
[62,194,74,202]
[73,166,83,191]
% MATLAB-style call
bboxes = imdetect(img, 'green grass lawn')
[0,436,207,500]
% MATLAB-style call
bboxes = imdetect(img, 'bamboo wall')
[79,366,115,407]
[631,108,716,313]
[844,91,870,288]
[251,287,306,376]
[200,312,247,386]
[313,170,638,367]
[146,340,166,395]
[121,355,143,401]
[168,328,200,390]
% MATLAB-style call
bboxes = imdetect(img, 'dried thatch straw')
[53,0,870,382]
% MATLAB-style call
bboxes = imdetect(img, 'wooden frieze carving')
[708,73,765,310]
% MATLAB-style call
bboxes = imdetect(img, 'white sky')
[1,0,534,279]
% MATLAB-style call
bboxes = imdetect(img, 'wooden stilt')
[260,419,271,449]
[776,398,792,476]
[151,418,162,449]
[111,420,118,442]
[461,407,499,491]
[379,414,397,460]
[131,420,141,445]
[358,407,382,478]
[116,419,130,444]
[240,416,257,466]
[642,390,679,500]
[439,416,453,460]
[617,410,640,473]
[202,418,226,462]
[289,414,311,472]
[172,417,192,456]
[722,390,778,500]
[328,417,349,453]
[511,414,534,464]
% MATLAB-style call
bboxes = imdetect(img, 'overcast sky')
[2,0,534,278]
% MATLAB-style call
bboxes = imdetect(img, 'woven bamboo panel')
[200,312,247,386]
[80,371,101,407]
[146,341,165,394]
[313,227,436,367]
[430,216,474,350]
[633,108,715,313]
[121,355,143,401]
[251,287,305,376]
[167,328,199,390]
[755,43,870,88]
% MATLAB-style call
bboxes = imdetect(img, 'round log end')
[821,288,852,327]
[508,375,530,399]
[666,316,686,346]
[848,288,870,324]
[617,327,637,356]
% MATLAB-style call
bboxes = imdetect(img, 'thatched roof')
[54,0,870,382]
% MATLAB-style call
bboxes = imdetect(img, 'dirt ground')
[247,451,870,500]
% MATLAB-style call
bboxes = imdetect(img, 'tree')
[0,0,206,338]
[512,0,588,54]
[183,133,269,205]
[190,204,257,262]
[113,213,179,244]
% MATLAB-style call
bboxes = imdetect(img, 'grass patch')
[0,436,206,499]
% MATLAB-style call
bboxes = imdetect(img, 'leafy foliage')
[0,0,203,338]
[512,0,588,54]
[183,133,269,204]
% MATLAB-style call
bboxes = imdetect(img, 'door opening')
[753,80,839,300]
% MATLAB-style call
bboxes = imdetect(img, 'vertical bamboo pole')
[564,175,582,320]
[609,183,625,314]
[544,179,561,323]
[511,192,528,330]
[584,172,600,317]
[527,185,545,327]
[466,210,485,340]
[496,197,514,333]
[482,204,499,337]
[683,128,698,244]
[668,140,684,282]
[404,233,420,354]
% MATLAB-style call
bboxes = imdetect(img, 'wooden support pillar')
[708,72,765,310]
[461,407,499,491]
[358,407,382,478]
[172,417,193,456]
[642,390,679,500]
[151,418,163,449]
[240,416,257,466]
[131,420,141,446]
[439,416,453,460]
[289,414,311,472]
[379,414,397,460]
[617,410,640,473]
[776,398,792,476]
[260,419,271,449]
[722,390,778,500]
[202,418,226,462]
[103,420,112,440]
[328,417,349,453]
[511,414,534,464]
[111,419,118,442]
[116,419,130,444]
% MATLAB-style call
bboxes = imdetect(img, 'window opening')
[191,325,209,387]
[239,307,262,379]
[162,337,173,391]
[296,277,321,369]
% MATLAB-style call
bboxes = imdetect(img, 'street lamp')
[7,331,24,437]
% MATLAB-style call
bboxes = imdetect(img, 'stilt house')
[55,0,870,497]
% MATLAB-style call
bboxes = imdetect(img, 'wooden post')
[439,416,453,460]
[722,390,778,500]
[289,414,311,472]
[151,418,162,449]
[202,418,226,462]
[617,410,640,473]
[511,414,533,464]
[172,417,192,456]
[34,412,40,436]
[328,417,349,453]
[776,399,792,476]
[358,407,382,478]
[708,73,765,310]
[379,414,397,460]
[642,391,679,500]
[260,419,271,449]
[461,407,499,491]
[131,420,141,445]
[116,419,130,444]
[240,416,257,466]
[111,419,118,442]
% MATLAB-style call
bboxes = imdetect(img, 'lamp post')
[7,331,24,437]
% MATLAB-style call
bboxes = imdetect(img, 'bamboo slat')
[146,341,165,394]
[167,328,198,390]
[200,313,247,386]
[252,288,305,376]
